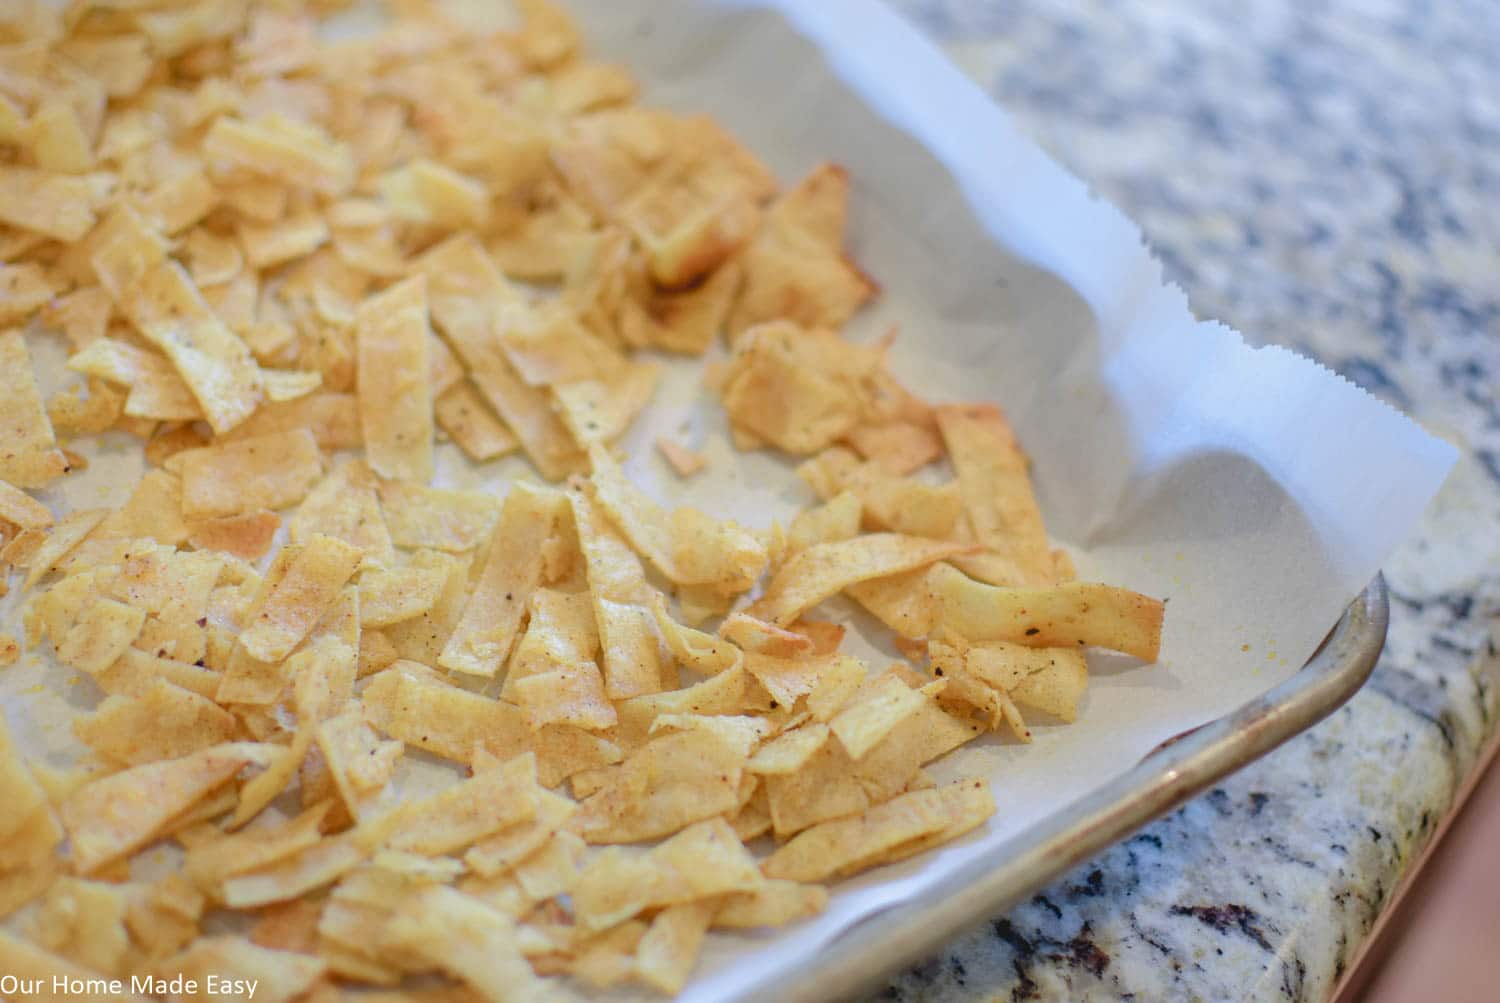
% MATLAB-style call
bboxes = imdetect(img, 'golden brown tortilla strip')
[288,459,394,565]
[238,535,363,663]
[439,484,565,677]
[0,330,68,488]
[0,166,105,242]
[0,479,51,531]
[356,275,434,482]
[202,115,355,195]
[434,381,519,463]
[91,208,263,434]
[414,235,584,480]
[750,534,973,626]
[178,429,323,520]
[931,564,1164,662]
[936,403,1055,584]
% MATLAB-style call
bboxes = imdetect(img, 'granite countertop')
[874,1,1500,1001]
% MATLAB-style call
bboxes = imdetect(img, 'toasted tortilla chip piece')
[714,879,829,929]
[934,637,1090,724]
[158,936,326,1003]
[92,208,263,434]
[750,534,972,626]
[415,234,583,480]
[0,931,146,1002]
[846,419,943,476]
[221,835,364,909]
[829,672,927,760]
[94,648,218,702]
[936,403,1056,584]
[784,493,863,563]
[931,564,1164,662]
[31,877,132,976]
[572,729,749,844]
[745,723,830,778]
[435,381,519,462]
[862,777,995,868]
[81,470,189,553]
[440,483,562,677]
[383,886,551,1003]
[0,718,57,859]
[187,510,280,560]
[764,780,992,881]
[719,323,881,455]
[635,901,715,994]
[225,392,361,451]
[553,361,661,450]
[589,443,766,594]
[68,338,203,421]
[238,535,362,662]
[464,789,578,878]
[316,709,402,823]
[362,665,620,788]
[356,275,434,482]
[382,159,489,228]
[0,167,103,242]
[0,330,68,488]
[729,162,876,337]
[656,437,706,478]
[74,679,237,766]
[179,429,322,520]
[184,802,330,899]
[568,488,667,700]
[60,744,264,874]
[0,479,51,530]
[203,114,355,194]
[358,564,445,627]
[572,818,762,932]
[377,480,498,553]
[374,753,539,856]
[57,597,147,675]
[288,459,394,564]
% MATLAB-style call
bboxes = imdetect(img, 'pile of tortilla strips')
[0,1,1164,999]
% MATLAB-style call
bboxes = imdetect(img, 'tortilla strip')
[0,166,103,242]
[438,483,564,677]
[0,331,68,488]
[91,208,263,434]
[67,337,203,421]
[568,488,667,699]
[376,480,499,553]
[178,429,323,520]
[434,381,519,463]
[356,275,434,482]
[931,564,1164,662]
[238,535,363,663]
[202,114,355,195]
[414,234,583,480]
[936,403,1054,584]
[288,459,394,565]
[750,534,973,626]
[0,479,51,531]
[362,666,620,788]
[588,444,766,594]
[0,931,147,1003]
[60,744,266,874]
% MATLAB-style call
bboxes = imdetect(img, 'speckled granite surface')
[873,2,1500,1000]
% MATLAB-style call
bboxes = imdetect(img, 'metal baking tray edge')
[751,574,1388,1003]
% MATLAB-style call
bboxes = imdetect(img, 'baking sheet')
[0,1,1457,1001]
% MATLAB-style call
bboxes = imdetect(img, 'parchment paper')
[0,1,1456,1001]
